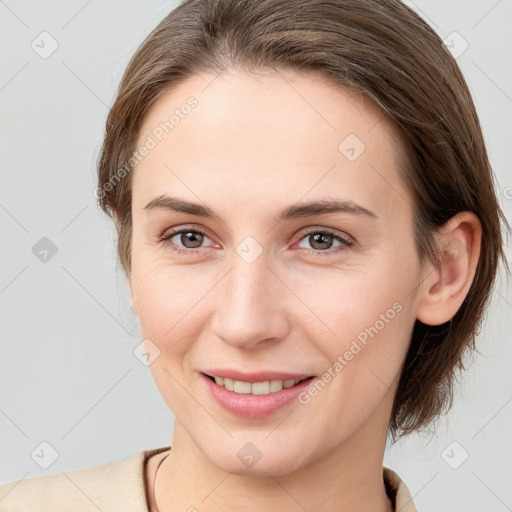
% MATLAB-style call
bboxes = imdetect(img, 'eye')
[159,226,216,254]
[296,228,353,255]
[159,226,353,256]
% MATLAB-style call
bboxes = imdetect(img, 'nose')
[210,253,291,350]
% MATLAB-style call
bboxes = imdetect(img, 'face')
[129,69,424,476]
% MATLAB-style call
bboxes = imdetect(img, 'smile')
[205,374,311,395]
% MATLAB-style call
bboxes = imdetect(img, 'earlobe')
[416,211,482,326]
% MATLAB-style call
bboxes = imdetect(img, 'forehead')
[132,69,410,221]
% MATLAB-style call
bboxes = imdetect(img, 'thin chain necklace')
[152,452,171,512]
[153,452,394,512]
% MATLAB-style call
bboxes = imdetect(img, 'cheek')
[130,259,208,407]
[129,252,225,384]
[135,284,203,351]
[130,243,206,330]
[299,253,417,391]
[299,279,413,434]
[301,254,414,337]
[310,286,410,390]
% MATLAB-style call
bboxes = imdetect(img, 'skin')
[126,69,482,512]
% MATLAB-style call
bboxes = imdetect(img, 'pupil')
[182,231,203,248]
[311,233,332,250]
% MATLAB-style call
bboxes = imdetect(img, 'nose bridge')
[211,248,289,348]
[230,251,271,307]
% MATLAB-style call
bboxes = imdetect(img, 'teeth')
[211,375,307,395]
[270,380,283,392]
[234,380,252,394]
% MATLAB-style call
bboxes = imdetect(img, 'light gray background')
[1,0,511,510]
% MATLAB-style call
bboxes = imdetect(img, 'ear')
[416,211,482,326]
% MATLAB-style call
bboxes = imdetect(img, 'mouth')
[202,372,315,396]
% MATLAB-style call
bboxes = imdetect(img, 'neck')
[154,413,393,512]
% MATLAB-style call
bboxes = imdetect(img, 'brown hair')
[96,0,509,438]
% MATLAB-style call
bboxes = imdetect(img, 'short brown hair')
[96,0,509,438]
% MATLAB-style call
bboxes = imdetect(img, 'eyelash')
[159,226,353,257]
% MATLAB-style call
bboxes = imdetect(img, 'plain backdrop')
[1,0,511,510]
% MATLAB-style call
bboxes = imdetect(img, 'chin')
[198,437,312,478]
[225,453,305,478]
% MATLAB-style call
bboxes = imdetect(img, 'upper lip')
[202,369,314,382]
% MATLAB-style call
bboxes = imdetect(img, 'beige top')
[0,446,417,511]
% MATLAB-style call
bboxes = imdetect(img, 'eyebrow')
[143,195,378,221]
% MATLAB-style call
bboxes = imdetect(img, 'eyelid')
[296,226,353,244]
[159,224,354,255]
[160,225,212,241]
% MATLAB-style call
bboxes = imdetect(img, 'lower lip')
[201,373,316,418]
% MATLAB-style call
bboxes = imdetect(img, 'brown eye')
[160,227,214,254]
[297,229,353,255]
[177,230,204,249]
[308,232,335,250]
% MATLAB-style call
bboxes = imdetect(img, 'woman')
[0,0,508,510]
